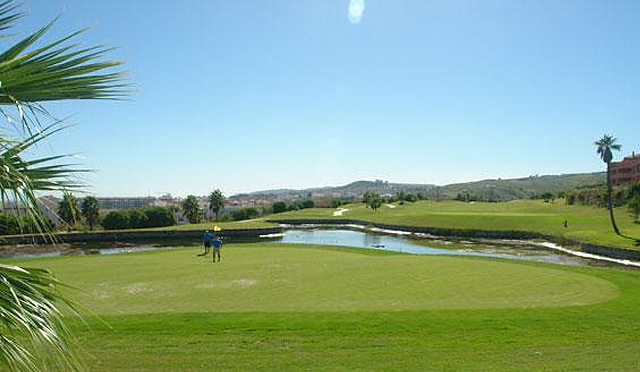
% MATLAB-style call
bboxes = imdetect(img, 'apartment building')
[611,152,640,186]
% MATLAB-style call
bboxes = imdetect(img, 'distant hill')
[229,172,606,203]
[233,180,436,201]
[435,172,606,201]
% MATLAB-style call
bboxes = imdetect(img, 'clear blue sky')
[15,0,640,196]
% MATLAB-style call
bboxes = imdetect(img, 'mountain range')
[231,172,606,202]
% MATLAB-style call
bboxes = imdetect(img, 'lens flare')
[348,0,365,24]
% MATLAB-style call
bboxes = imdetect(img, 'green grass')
[276,199,640,249]
[148,219,276,231]
[3,244,640,371]
[10,244,617,313]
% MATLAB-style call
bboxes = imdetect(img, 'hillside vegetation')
[436,172,606,200]
[232,172,606,202]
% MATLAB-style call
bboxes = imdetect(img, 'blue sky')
[14,0,640,196]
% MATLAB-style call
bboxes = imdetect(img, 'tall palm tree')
[57,192,80,231]
[595,135,622,235]
[0,1,126,371]
[80,196,100,231]
[208,189,225,221]
[182,195,202,224]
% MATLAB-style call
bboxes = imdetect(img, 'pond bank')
[0,227,283,246]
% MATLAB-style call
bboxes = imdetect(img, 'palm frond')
[0,2,127,371]
[0,263,81,372]
[0,22,127,104]
[0,1,24,35]
[0,123,87,236]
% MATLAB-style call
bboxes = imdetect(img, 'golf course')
[270,199,640,249]
[3,241,640,371]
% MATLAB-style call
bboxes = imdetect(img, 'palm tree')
[0,1,126,371]
[80,196,100,231]
[182,195,202,224]
[595,135,622,235]
[208,189,225,221]
[57,192,80,231]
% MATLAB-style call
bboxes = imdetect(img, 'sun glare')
[348,0,365,24]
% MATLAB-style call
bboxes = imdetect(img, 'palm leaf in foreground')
[0,123,87,237]
[0,263,80,372]
[0,1,127,370]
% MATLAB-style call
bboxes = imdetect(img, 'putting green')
[15,243,618,314]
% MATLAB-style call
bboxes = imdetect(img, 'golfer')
[212,236,223,262]
[199,230,214,256]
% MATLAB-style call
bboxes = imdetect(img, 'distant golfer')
[199,230,214,256]
[212,236,223,263]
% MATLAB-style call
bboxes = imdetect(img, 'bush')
[0,213,21,235]
[629,195,640,223]
[231,207,259,221]
[143,207,176,228]
[0,213,43,235]
[101,211,130,230]
[628,183,640,200]
[405,193,418,202]
[128,210,148,229]
[330,198,342,209]
[540,192,555,203]
[272,201,287,214]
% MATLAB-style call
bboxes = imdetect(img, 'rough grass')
[276,199,640,249]
[2,244,640,371]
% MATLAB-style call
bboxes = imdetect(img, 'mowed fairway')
[13,244,618,313]
[276,199,640,249]
[3,244,640,371]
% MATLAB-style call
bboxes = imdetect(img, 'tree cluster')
[271,199,315,214]
[230,207,260,221]
[362,191,383,210]
[100,207,176,230]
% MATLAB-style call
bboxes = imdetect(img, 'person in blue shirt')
[212,236,223,262]
[198,230,214,256]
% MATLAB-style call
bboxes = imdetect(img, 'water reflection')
[278,229,587,266]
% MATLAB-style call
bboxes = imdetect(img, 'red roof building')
[611,152,640,186]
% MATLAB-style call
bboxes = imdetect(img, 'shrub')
[128,209,148,229]
[231,207,259,221]
[101,211,130,230]
[629,195,640,223]
[0,213,21,235]
[405,193,418,202]
[272,201,287,214]
[0,213,42,235]
[143,207,176,227]
[628,183,640,201]
[330,198,342,208]
[540,192,555,203]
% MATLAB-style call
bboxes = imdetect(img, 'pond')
[0,227,622,268]
[277,228,591,266]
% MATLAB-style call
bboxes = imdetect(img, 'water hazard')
[277,229,590,266]
[0,228,610,267]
